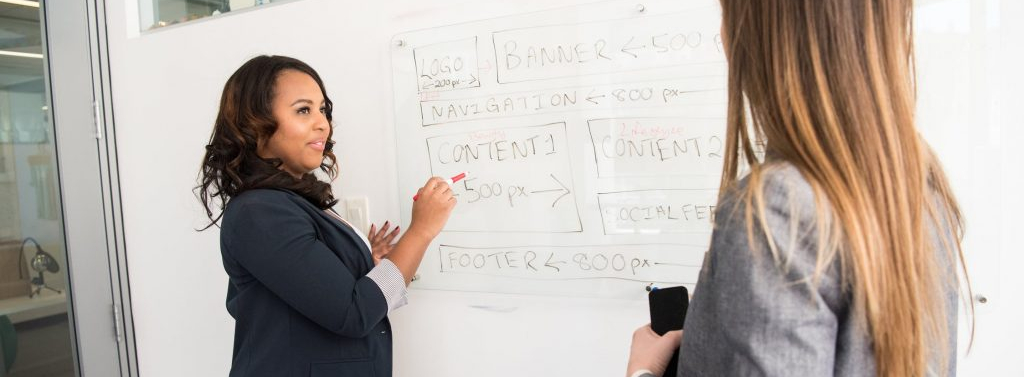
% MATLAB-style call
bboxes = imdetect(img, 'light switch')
[344,196,369,233]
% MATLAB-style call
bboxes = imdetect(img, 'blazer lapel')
[318,209,374,268]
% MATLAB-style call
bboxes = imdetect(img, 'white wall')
[915,0,1024,374]
[99,0,1023,376]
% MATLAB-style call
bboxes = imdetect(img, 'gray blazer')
[677,164,958,376]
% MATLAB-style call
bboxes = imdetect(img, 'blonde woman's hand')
[626,324,683,377]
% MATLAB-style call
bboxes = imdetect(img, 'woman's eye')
[297,107,310,114]
[319,107,327,114]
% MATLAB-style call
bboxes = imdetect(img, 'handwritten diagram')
[392,0,728,297]
[425,123,582,232]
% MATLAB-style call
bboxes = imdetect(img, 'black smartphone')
[648,285,689,377]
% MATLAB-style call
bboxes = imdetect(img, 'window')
[0,1,76,375]
[139,0,280,31]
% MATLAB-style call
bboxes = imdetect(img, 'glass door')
[0,1,75,376]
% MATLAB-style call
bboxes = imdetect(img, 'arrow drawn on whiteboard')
[653,262,701,267]
[585,89,606,105]
[530,174,571,208]
[544,253,565,272]
[621,36,646,58]
[480,59,493,74]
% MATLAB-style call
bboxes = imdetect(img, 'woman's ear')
[254,135,269,159]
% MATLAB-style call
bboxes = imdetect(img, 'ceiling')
[0,1,42,89]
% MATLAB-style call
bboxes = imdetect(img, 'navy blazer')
[220,189,392,377]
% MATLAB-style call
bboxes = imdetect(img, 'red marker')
[413,172,467,201]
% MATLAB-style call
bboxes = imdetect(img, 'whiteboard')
[391,0,728,298]
[97,0,1023,374]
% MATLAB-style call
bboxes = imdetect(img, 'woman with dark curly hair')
[197,55,455,377]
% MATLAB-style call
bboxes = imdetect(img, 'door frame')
[41,1,136,375]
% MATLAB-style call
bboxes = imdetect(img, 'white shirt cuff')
[366,258,408,313]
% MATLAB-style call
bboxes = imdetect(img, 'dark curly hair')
[196,55,338,229]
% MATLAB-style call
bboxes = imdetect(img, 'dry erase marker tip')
[450,172,467,183]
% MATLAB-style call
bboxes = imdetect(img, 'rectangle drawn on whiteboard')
[419,77,725,126]
[414,37,481,93]
[598,189,718,234]
[587,117,725,178]
[438,244,705,283]
[425,122,583,233]
[492,9,724,83]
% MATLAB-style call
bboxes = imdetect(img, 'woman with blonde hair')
[626,0,971,376]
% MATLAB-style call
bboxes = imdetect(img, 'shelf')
[0,291,68,324]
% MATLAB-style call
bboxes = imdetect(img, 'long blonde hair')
[717,1,971,376]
